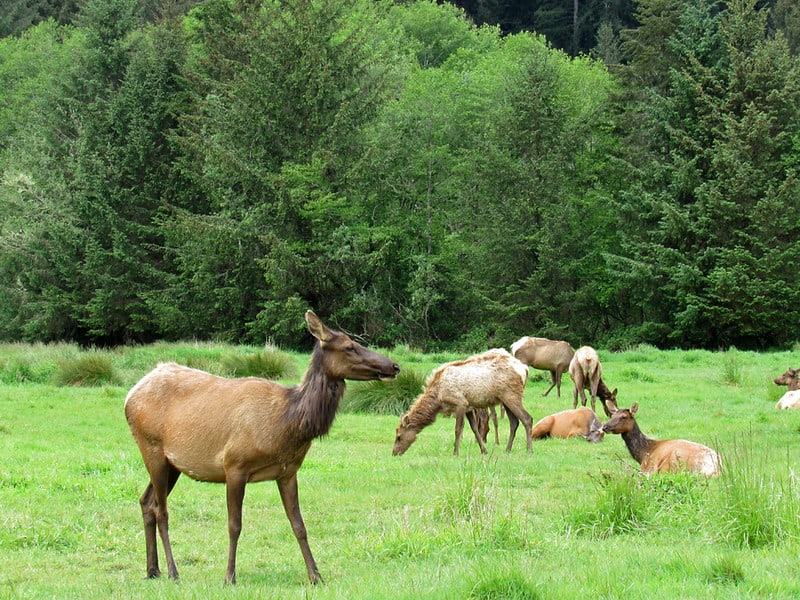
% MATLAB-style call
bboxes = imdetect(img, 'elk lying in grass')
[392,349,533,456]
[124,311,399,585]
[511,336,574,397]
[774,367,800,391]
[601,402,720,477]
[531,407,604,443]
[569,346,602,413]
[773,368,800,409]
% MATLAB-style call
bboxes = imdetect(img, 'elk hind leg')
[503,399,533,452]
[142,461,181,580]
[278,474,321,584]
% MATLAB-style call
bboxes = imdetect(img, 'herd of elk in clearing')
[124,311,797,586]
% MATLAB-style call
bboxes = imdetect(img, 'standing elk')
[511,336,574,398]
[531,407,604,443]
[601,402,720,477]
[392,349,533,456]
[124,311,399,585]
[569,346,602,413]
[773,367,800,409]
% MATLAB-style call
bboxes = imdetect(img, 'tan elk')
[531,407,604,443]
[124,311,399,585]
[392,349,533,456]
[601,402,720,477]
[511,336,574,397]
[569,346,602,413]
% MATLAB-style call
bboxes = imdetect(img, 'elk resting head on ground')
[392,349,533,456]
[601,402,720,477]
[124,310,399,585]
[531,407,605,443]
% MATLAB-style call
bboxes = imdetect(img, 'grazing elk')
[773,368,800,409]
[511,336,575,398]
[392,349,533,456]
[475,406,500,446]
[124,311,399,585]
[569,346,602,413]
[531,407,604,443]
[601,402,720,477]
[596,378,619,417]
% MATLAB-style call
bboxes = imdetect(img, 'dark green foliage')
[0,0,798,351]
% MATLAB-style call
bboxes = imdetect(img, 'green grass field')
[1,342,799,598]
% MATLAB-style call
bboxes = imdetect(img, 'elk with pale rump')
[601,402,720,477]
[511,336,574,398]
[569,346,602,413]
[124,311,399,585]
[392,349,533,456]
[773,367,800,409]
[531,407,604,443]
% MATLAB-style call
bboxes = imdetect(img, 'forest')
[0,0,799,351]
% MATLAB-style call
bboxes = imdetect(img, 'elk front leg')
[224,474,248,585]
[277,474,321,584]
[465,411,488,454]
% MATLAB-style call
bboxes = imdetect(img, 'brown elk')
[601,402,720,477]
[124,311,399,585]
[392,349,533,456]
[511,336,574,397]
[774,367,799,391]
[531,407,604,443]
[569,346,602,413]
[773,368,800,409]
[596,378,619,417]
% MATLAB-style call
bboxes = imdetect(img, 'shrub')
[53,352,119,386]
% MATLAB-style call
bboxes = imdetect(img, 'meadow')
[1,341,799,599]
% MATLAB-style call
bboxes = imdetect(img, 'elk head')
[601,402,638,435]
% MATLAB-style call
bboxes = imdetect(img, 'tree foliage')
[1,0,798,350]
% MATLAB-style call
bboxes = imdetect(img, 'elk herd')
[124,310,796,586]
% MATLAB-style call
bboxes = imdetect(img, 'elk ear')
[401,414,410,427]
[630,402,638,415]
[305,310,334,342]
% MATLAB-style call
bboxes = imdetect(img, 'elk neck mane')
[287,342,345,440]
[619,420,656,465]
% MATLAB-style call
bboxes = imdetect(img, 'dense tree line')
[0,0,798,350]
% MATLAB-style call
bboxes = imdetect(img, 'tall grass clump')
[342,366,426,415]
[564,468,710,539]
[712,435,800,548]
[721,346,743,386]
[53,352,120,386]
[434,460,498,540]
[468,569,541,600]
[220,348,297,379]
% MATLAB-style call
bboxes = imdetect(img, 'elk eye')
[346,345,357,353]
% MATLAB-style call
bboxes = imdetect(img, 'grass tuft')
[53,352,119,386]
[220,348,297,379]
[713,434,800,549]
[468,571,541,600]
[343,366,427,415]
[721,346,743,387]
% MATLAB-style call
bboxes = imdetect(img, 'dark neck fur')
[289,343,345,440]
[406,392,441,433]
[620,421,656,465]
